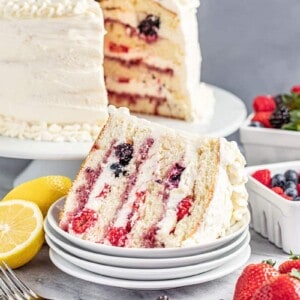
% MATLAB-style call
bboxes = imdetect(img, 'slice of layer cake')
[0,0,108,142]
[98,0,214,121]
[59,106,248,248]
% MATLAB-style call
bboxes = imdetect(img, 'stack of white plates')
[44,198,251,290]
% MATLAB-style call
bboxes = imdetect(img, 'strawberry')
[251,270,300,300]
[251,112,272,128]
[271,187,284,195]
[291,85,300,95]
[252,169,271,187]
[233,261,279,300]
[253,95,276,112]
[279,253,300,274]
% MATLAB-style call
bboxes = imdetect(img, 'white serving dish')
[246,161,300,253]
[240,114,300,165]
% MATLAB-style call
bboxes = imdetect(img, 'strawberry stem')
[289,250,300,260]
[262,259,276,267]
[290,269,300,280]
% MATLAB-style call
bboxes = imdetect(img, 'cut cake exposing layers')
[59,106,248,248]
[98,0,214,121]
[0,0,108,142]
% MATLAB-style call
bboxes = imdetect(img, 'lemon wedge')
[0,199,44,269]
[2,176,72,217]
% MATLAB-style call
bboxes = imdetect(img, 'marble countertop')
[13,230,287,300]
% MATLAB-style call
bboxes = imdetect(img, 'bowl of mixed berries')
[240,85,300,165]
[246,161,300,254]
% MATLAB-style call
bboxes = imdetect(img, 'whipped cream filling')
[0,0,101,19]
[153,0,200,13]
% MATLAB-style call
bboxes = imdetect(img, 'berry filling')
[71,209,98,234]
[176,196,194,221]
[107,227,129,247]
[143,226,158,248]
[167,163,186,189]
[97,183,111,199]
[109,42,129,53]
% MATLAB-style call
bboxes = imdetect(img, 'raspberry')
[282,194,293,201]
[71,209,98,234]
[251,112,273,128]
[177,196,194,221]
[252,169,271,187]
[253,95,276,112]
[271,187,284,195]
[107,227,128,247]
[291,85,300,94]
[109,42,129,53]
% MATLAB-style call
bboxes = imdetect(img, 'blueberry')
[114,143,133,166]
[284,187,298,199]
[110,163,123,178]
[249,121,264,128]
[284,181,297,190]
[138,15,160,38]
[294,197,300,201]
[284,170,298,184]
[271,174,286,189]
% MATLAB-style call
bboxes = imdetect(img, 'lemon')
[2,176,72,217]
[0,199,44,269]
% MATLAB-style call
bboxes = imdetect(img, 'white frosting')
[0,114,103,142]
[0,0,101,19]
[0,2,108,141]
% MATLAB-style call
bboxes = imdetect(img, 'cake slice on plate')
[59,106,248,248]
[98,0,214,121]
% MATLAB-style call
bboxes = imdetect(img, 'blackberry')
[114,143,133,166]
[138,15,160,40]
[269,104,290,128]
[110,163,124,178]
[274,94,283,107]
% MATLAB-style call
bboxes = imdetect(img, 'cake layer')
[99,0,203,121]
[60,106,248,248]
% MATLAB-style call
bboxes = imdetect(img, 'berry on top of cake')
[97,0,215,121]
[59,106,248,248]
[0,0,108,142]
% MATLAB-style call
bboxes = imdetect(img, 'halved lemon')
[2,176,72,217]
[0,199,44,269]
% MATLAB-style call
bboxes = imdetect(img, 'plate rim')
[49,245,251,290]
[44,218,250,268]
[46,234,250,281]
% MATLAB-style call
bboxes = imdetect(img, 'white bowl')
[240,114,300,165]
[46,198,250,258]
[246,161,300,253]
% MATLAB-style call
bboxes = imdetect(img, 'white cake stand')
[0,85,247,186]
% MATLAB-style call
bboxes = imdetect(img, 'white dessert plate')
[49,245,251,290]
[44,218,250,268]
[0,85,246,160]
[46,233,249,281]
[47,198,250,258]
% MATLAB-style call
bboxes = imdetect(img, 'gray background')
[199,0,299,113]
[0,0,299,196]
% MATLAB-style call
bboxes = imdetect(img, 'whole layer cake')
[98,0,214,121]
[59,106,248,248]
[0,0,108,142]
